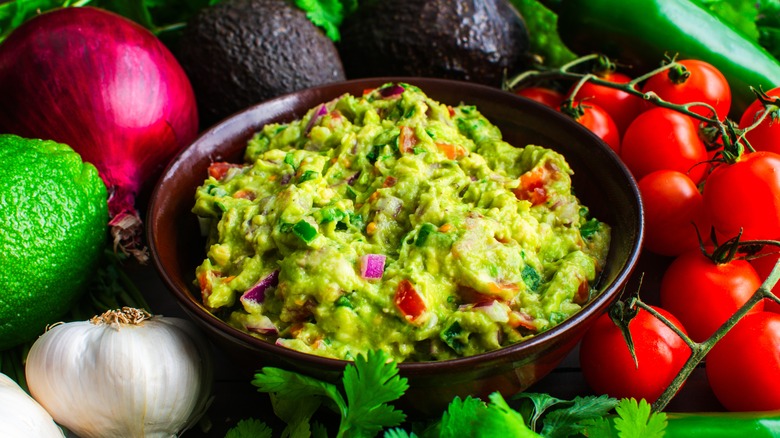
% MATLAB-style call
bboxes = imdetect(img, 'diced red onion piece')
[240,270,280,304]
[346,170,361,185]
[379,85,405,98]
[304,103,329,134]
[360,254,386,279]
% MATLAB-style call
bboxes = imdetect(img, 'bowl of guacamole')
[148,78,643,413]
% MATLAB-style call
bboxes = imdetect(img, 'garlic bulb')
[0,372,64,437]
[25,307,214,438]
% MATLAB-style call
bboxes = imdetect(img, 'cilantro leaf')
[224,418,274,438]
[439,396,487,436]
[613,398,667,438]
[541,395,619,438]
[340,350,409,437]
[294,0,344,41]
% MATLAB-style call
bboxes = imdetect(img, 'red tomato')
[642,59,731,120]
[395,279,426,321]
[579,306,690,403]
[515,86,565,109]
[620,107,708,183]
[569,71,644,138]
[638,170,711,257]
[568,101,621,154]
[703,151,780,241]
[660,249,764,342]
[706,311,780,411]
[748,245,780,313]
[738,86,780,155]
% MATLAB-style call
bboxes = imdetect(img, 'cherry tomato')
[579,306,690,403]
[706,311,780,411]
[738,86,780,155]
[620,107,708,183]
[638,170,711,257]
[642,59,731,120]
[569,71,644,138]
[515,86,565,109]
[660,249,763,342]
[748,245,780,313]
[703,151,780,241]
[568,101,621,154]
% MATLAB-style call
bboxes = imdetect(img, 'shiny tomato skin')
[579,306,690,403]
[703,151,780,242]
[642,59,731,120]
[660,249,763,342]
[748,246,780,313]
[571,102,621,154]
[638,170,710,257]
[706,311,780,411]
[570,71,644,138]
[738,86,780,155]
[620,107,708,183]
[515,86,565,109]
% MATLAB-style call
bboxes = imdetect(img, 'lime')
[0,134,108,349]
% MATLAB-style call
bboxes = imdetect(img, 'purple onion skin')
[0,7,198,221]
[241,270,280,304]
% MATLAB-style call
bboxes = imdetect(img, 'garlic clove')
[0,372,64,438]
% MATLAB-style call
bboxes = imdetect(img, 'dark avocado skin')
[338,0,530,87]
[175,0,346,128]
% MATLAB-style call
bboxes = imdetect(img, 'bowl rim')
[147,76,644,374]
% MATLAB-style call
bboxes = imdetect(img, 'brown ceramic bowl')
[147,78,643,415]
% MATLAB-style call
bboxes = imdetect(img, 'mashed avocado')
[192,83,610,362]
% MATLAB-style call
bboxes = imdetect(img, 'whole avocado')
[175,0,346,128]
[338,0,530,87]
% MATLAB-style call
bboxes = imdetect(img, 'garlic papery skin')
[0,372,64,437]
[25,308,214,438]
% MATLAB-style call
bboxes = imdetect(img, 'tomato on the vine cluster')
[620,107,708,183]
[638,170,710,257]
[706,311,780,411]
[569,71,644,138]
[660,249,763,342]
[579,306,690,403]
[739,87,780,155]
[642,59,732,119]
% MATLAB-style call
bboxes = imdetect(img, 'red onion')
[379,84,405,98]
[359,254,386,280]
[0,7,198,262]
[240,270,280,305]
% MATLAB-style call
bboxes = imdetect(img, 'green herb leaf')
[340,350,409,437]
[294,0,344,41]
[224,418,274,438]
[541,395,619,438]
[612,398,667,438]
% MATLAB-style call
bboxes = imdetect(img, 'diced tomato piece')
[399,126,417,153]
[383,176,398,188]
[459,286,496,306]
[513,166,549,206]
[208,162,243,180]
[436,142,467,160]
[233,189,255,200]
[395,279,426,321]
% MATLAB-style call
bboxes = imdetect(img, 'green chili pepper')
[508,0,576,67]
[664,411,780,437]
[542,0,780,115]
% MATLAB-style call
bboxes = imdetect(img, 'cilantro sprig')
[226,349,669,438]
[251,349,408,438]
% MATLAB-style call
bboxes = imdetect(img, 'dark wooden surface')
[129,251,726,438]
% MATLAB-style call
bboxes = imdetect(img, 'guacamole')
[192,83,611,362]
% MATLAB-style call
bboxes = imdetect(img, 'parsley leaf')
[224,418,274,438]
[613,398,667,438]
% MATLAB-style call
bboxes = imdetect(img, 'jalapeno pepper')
[664,411,780,437]
[540,0,780,116]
